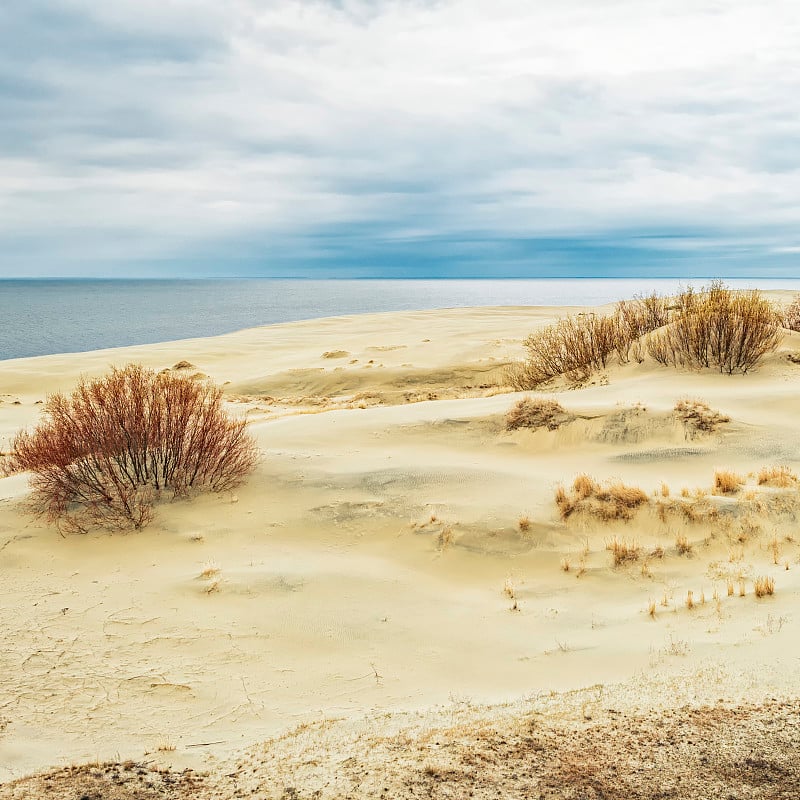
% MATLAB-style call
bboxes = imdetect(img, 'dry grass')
[713,470,744,495]
[199,561,220,579]
[436,525,454,551]
[573,473,600,499]
[757,465,798,488]
[673,399,730,435]
[557,475,648,522]
[686,590,695,610]
[505,398,574,431]
[518,515,531,533]
[560,557,571,572]
[754,576,775,598]
[605,537,641,567]
[647,599,656,618]
[675,534,693,556]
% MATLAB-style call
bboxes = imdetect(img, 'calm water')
[3,278,800,361]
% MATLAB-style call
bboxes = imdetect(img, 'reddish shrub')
[9,364,258,532]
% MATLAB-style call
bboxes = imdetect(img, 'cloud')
[1,0,799,276]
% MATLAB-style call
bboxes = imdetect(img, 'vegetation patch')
[556,475,648,522]
[7,364,258,533]
[673,399,730,436]
[505,398,575,431]
[510,282,784,389]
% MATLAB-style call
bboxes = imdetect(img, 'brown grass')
[8,364,258,533]
[505,398,573,431]
[573,473,600,500]
[713,470,744,495]
[605,537,640,567]
[757,465,798,488]
[754,576,775,597]
[557,475,648,522]
[518,515,531,533]
[675,534,693,556]
[686,590,695,610]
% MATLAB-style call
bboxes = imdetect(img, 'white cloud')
[1,0,800,273]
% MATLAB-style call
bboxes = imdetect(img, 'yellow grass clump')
[557,475,648,522]
[757,465,798,488]
[713,470,744,495]
[605,537,641,567]
[675,534,693,555]
[753,576,775,598]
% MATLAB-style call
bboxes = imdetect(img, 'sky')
[1,0,799,278]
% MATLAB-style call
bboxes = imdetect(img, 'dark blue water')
[3,278,800,361]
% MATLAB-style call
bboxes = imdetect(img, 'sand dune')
[1,302,799,797]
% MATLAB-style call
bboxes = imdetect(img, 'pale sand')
[1,300,799,796]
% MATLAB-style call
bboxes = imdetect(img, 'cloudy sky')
[2,0,799,278]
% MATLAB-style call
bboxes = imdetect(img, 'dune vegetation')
[6,364,257,533]
[510,282,789,389]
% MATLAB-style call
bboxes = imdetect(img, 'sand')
[1,299,799,797]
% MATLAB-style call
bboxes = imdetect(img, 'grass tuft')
[754,576,775,597]
[713,470,744,495]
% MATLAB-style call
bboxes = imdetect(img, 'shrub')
[8,364,258,533]
[647,282,783,374]
[505,398,574,431]
[509,293,669,389]
[785,295,800,332]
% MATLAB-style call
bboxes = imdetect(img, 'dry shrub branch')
[511,283,783,389]
[510,293,669,389]
[647,282,783,374]
[9,364,258,532]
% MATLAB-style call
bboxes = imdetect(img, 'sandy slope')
[1,300,799,796]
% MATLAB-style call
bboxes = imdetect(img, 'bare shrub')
[505,398,574,431]
[8,364,258,533]
[713,470,744,495]
[509,294,669,389]
[647,282,783,374]
[785,295,800,332]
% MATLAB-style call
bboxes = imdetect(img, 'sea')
[3,278,800,361]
